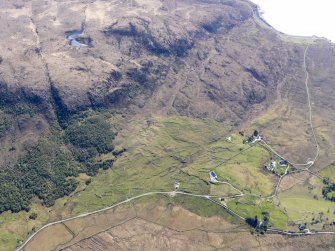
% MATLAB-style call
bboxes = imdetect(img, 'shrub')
[322,183,335,202]
[85,179,92,186]
[29,212,38,220]
[0,111,11,136]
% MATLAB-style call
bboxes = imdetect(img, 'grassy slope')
[214,145,275,195]
[70,116,276,215]
[227,197,288,230]
[278,165,335,230]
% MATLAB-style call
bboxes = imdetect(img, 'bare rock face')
[0,0,327,124]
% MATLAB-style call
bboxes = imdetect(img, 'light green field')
[214,146,275,195]
[278,182,335,229]
[273,164,287,176]
[320,165,335,181]
[70,116,230,214]
[227,197,288,230]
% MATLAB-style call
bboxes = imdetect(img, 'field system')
[10,45,334,251]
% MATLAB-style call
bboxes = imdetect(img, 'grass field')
[227,197,288,230]
[278,165,335,230]
[70,116,228,212]
[214,145,275,195]
[279,186,335,228]
[319,165,335,181]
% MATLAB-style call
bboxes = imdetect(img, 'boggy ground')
[23,198,335,251]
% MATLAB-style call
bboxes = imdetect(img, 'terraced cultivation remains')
[1,115,334,251]
[69,116,279,215]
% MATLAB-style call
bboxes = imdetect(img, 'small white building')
[209,171,218,183]
[266,161,276,171]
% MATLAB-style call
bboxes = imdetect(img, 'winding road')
[16,191,217,251]
[16,188,335,251]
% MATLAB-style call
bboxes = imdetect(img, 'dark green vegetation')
[64,113,117,175]
[322,183,335,202]
[0,139,80,212]
[321,169,335,202]
[29,212,38,220]
[65,115,115,156]
[0,110,11,136]
[2,103,37,116]
[0,111,118,214]
[0,102,39,138]
[246,212,270,234]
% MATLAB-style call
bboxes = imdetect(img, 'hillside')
[0,0,305,119]
[0,0,334,250]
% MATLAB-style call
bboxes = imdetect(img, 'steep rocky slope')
[0,0,301,121]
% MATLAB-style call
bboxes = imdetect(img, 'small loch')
[67,28,89,47]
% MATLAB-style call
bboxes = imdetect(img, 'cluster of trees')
[0,140,80,213]
[246,212,270,234]
[0,112,119,214]
[322,183,335,202]
[64,114,117,176]
[0,110,11,136]
[29,212,38,220]
[65,115,115,160]
[86,159,114,176]
[64,114,118,177]
[247,90,265,104]
[0,102,40,137]
[5,103,37,116]
[242,130,259,144]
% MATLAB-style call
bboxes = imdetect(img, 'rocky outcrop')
[104,16,197,56]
